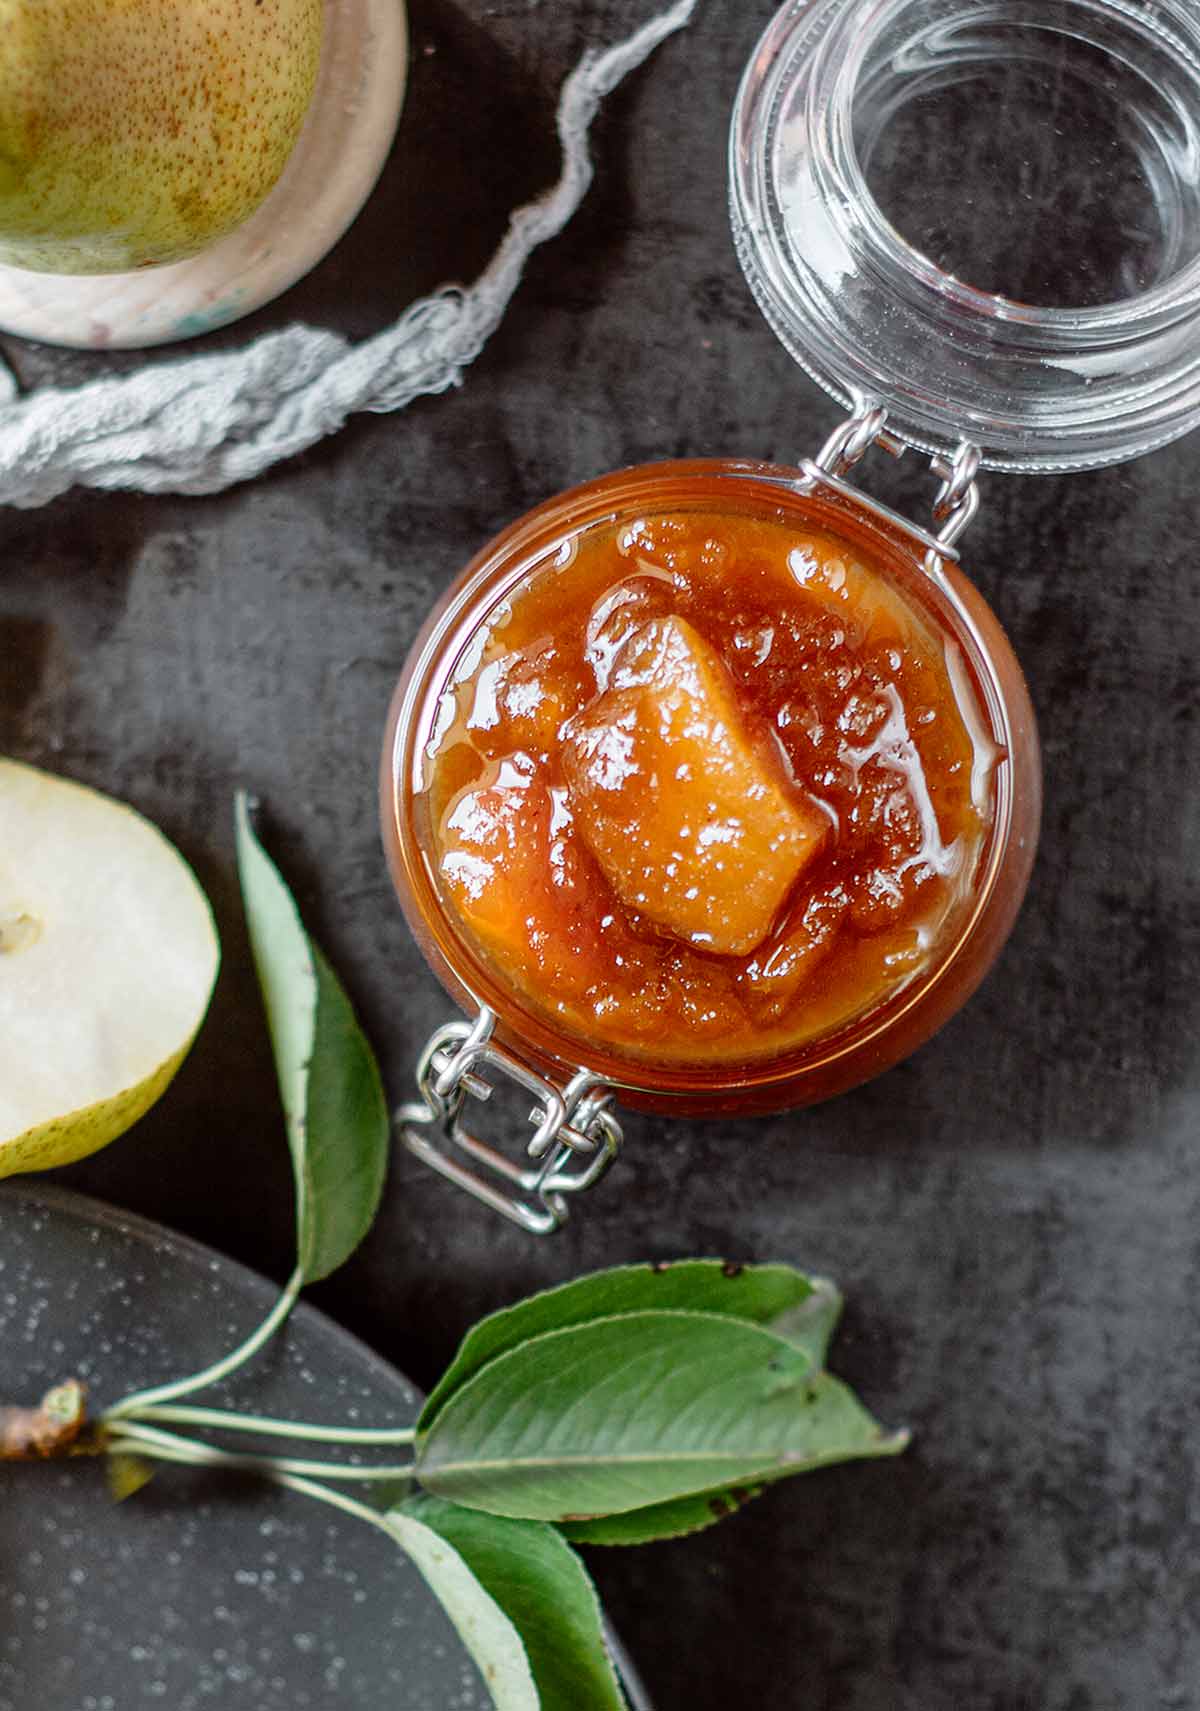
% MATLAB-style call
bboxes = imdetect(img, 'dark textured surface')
[3,3,1200,1707]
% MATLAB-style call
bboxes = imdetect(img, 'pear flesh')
[0,759,219,1178]
[0,0,324,274]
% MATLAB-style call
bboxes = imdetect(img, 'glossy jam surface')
[418,505,996,1068]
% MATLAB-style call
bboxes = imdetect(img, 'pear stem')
[105,1264,304,1422]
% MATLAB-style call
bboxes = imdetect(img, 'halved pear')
[0,759,219,1179]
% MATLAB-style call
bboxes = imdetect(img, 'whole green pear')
[0,0,324,274]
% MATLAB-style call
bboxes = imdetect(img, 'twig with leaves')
[3,794,908,1711]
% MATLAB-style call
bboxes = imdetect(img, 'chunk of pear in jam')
[786,539,929,650]
[439,757,547,957]
[438,756,600,997]
[561,616,829,956]
[741,882,848,1015]
[466,642,587,760]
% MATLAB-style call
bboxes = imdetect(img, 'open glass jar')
[381,0,1200,1232]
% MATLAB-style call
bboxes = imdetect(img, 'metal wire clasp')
[804,400,982,565]
[929,441,981,552]
[395,1008,623,1235]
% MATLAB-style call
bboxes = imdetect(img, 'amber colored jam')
[417,504,999,1069]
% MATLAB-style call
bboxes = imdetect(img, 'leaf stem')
[105,1265,305,1422]
[126,1403,416,1446]
[106,1420,415,1486]
[100,1424,412,1577]
[270,1468,404,1534]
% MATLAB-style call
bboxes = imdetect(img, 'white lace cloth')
[0,0,696,510]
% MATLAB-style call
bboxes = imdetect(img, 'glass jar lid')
[730,0,1200,472]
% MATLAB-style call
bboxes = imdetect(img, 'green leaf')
[420,1260,824,1432]
[558,1481,764,1546]
[106,1451,156,1503]
[234,793,388,1282]
[390,1496,628,1711]
[302,943,390,1281]
[768,1275,843,1370]
[382,1506,539,1710]
[416,1308,907,1521]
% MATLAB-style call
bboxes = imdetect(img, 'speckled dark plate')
[0,1182,650,1711]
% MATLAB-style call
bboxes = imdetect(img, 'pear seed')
[0,911,41,955]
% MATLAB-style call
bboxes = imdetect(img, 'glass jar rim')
[381,458,1038,1103]
[729,0,1200,471]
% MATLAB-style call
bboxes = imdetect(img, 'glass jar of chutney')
[381,0,1200,1232]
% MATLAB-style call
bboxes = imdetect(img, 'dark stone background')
[3,3,1199,1707]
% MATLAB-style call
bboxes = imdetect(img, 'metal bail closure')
[801,400,982,570]
[395,1008,623,1235]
